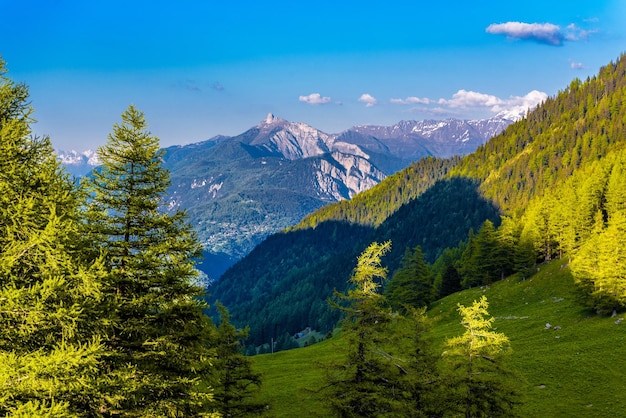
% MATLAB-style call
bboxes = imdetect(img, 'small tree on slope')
[442,296,520,417]
[211,302,267,417]
[324,241,408,417]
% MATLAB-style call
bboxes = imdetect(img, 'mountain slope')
[58,113,514,280]
[214,176,501,345]
[251,260,626,417]
[162,117,387,261]
[211,54,626,344]
[454,54,626,213]
[161,114,511,279]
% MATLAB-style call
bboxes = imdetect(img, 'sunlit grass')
[252,260,626,417]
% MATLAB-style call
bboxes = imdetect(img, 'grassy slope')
[251,260,626,417]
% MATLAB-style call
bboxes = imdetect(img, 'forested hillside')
[455,54,626,213]
[216,177,501,346]
[295,155,460,229]
[211,54,626,351]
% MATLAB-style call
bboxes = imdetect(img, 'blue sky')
[1,0,625,151]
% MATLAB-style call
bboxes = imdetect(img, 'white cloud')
[434,89,548,119]
[389,88,547,120]
[486,21,565,46]
[439,90,504,109]
[358,93,378,107]
[299,93,331,105]
[564,24,595,41]
[493,90,548,118]
[569,60,585,69]
[390,96,431,105]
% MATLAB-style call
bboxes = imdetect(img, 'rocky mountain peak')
[261,113,287,126]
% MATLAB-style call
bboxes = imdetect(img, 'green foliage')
[439,263,463,298]
[385,246,435,311]
[571,211,626,313]
[253,261,626,417]
[442,296,520,417]
[376,177,501,267]
[459,220,512,288]
[85,105,217,416]
[505,145,626,313]
[324,241,407,416]
[212,303,267,416]
[0,57,105,416]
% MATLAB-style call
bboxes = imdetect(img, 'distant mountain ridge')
[56,149,100,176]
[58,113,515,279]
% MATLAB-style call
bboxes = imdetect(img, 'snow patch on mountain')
[56,149,100,176]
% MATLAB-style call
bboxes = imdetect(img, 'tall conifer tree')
[85,105,217,416]
[325,241,406,417]
[0,58,105,416]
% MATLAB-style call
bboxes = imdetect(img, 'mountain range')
[59,113,516,279]
[208,54,626,349]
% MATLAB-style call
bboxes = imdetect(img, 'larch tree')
[571,213,626,314]
[442,296,520,417]
[85,105,218,417]
[569,151,626,314]
[0,58,106,416]
[325,241,406,417]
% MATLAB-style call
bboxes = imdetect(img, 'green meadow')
[252,260,626,417]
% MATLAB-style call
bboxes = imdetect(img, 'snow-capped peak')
[56,149,100,176]
[494,108,527,122]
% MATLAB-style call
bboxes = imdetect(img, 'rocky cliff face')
[315,152,385,201]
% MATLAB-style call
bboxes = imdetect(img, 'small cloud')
[564,24,595,41]
[358,93,378,107]
[439,90,504,109]
[435,89,547,118]
[212,82,224,91]
[569,60,585,70]
[176,79,201,92]
[390,96,431,105]
[299,93,332,105]
[486,21,565,46]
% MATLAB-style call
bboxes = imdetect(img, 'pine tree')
[442,296,520,417]
[85,105,217,416]
[474,220,503,284]
[439,264,462,298]
[0,57,105,416]
[211,302,267,417]
[459,229,481,288]
[386,246,434,311]
[397,307,439,418]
